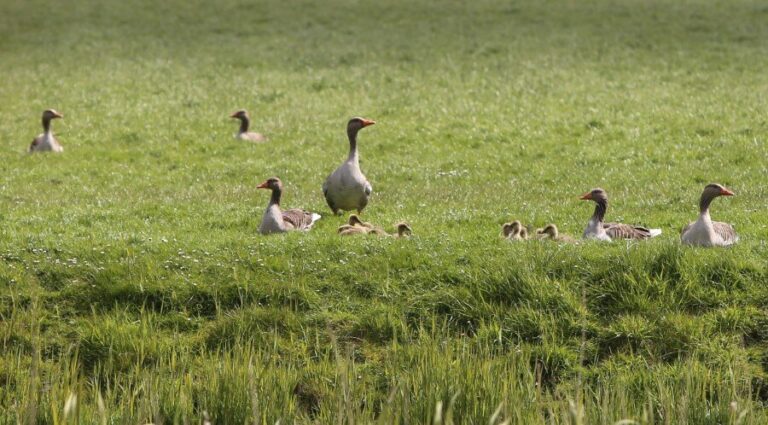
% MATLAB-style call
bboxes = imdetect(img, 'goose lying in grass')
[580,188,661,241]
[393,222,412,238]
[536,224,577,243]
[337,214,374,233]
[681,183,738,247]
[323,117,375,214]
[256,177,320,234]
[230,110,267,142]
[502,220,528,241]
[29,109,64,153]
[338,216,412,238]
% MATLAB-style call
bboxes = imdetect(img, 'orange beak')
[580,192,592,200]
[361,119,376,127]
[721,188,735,196]
[256,181,269,189]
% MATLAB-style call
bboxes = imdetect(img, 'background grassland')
[1,0,768,423]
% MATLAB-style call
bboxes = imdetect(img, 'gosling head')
[348,214,366,227]
[395,222,412,237]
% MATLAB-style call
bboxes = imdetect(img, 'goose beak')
[361,119,376,127]
[721,188,735,196]
[256,181,269,189]
[580,192,592,200]
[54,112,63,119]
[229,113,239,118]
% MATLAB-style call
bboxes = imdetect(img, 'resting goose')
[536,224,577,243]
[339,226,370,236]
[393,222,412,238]
[256,177,320,234]
[337,214,374,233]
[348,214,374,229]
[681,183,738,246]
[580,188,661,241]
[29,109,64,153]
[230,110,267,142]
[323,117,375,214]
[502,220,526,241]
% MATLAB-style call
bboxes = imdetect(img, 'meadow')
[1,0,768,422]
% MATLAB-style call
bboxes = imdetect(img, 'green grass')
[2,0,768,422]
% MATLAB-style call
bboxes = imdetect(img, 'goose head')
[43,109,63,120]
[256,177,282,191]
[519,226,529,240]
[702,183,734,199]
[230,109,249,121]
[580,188,607,203]
[395,222,412,237]
[347,117,376,133]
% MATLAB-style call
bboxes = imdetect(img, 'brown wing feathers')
[282,209,313,230]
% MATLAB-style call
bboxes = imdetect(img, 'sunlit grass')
[1,0,768,422]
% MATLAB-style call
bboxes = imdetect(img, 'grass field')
[1,0,768,423]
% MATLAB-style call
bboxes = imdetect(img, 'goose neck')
[239,116,250,134]
[347,127,359,160]
[699,192,716,215]
[592,199,607,223]
[269,187,282,206]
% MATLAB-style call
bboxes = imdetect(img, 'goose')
[339,226,370,236]
[580,188,661,241]
[322,117,375,214]
[536,224,577,243]
[681,183,738,246]
[337,214,375,233]
[230,110,267,142]
[256,177,320,234]
[29,109,64,153]
[392,222,412,238]
[348,214,374,229]
[502,221,526,241]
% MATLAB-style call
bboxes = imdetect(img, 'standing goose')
[256,177,320,234]
[681,183,738,246]
[323,117,375,214]
[580,188,661,241]
[29,109,64,153]
[230,110,267,142]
